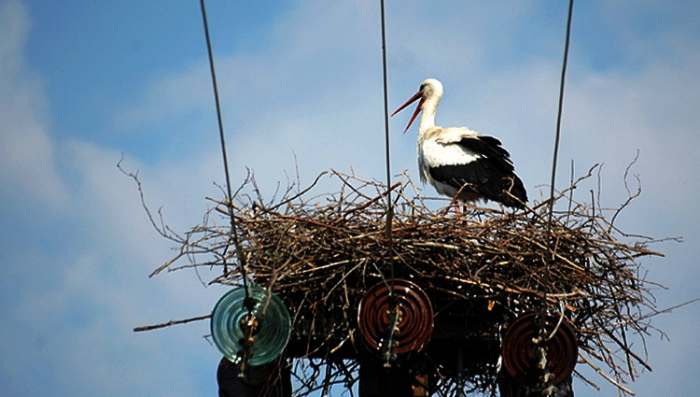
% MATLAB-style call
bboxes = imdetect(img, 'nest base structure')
[143,168,665,396]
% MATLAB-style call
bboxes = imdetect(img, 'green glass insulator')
[210,285,291,366]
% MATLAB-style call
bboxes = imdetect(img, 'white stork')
[392,78,528,209]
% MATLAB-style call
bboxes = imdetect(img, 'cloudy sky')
[1,0,698,396]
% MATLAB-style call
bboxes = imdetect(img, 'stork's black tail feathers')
[495,174,528,209]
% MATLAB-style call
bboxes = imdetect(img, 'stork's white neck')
[419,97,440,135]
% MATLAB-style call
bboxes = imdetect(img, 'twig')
[133,314,212,332]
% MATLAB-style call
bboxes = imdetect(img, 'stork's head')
[391,78,444,133]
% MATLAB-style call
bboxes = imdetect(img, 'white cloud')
[116,61,211,127]
[0,2,224,393]
[0,0,68,207]
[0,139,228,396]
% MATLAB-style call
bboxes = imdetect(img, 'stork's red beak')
[391,91,424,133]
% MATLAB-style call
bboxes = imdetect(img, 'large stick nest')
[133,163,672,396]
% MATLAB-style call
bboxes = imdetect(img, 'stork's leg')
[453,201,463,220]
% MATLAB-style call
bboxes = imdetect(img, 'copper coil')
[357,279,434,354]
[502,312,578,385]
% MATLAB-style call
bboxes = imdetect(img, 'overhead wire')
[380,0,394,249]
[378,0,401,366]
[547,0,575,227]
[540,0,575,376]
[379,0,395,284]
[198,0,251,302]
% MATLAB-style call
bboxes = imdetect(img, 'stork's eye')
[420,83,427,91]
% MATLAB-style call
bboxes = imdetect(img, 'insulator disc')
[501,312,578,385]
[357,279,434,354]
[211,285,291,366]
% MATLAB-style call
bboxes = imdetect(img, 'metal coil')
[211,285,291,366]
[358,279,434,354]
[501,312,578,385]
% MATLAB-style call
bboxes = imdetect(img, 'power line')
[378,0,400,366]
[380,0,394,246]
[198,0,250,300]
[547,0,575,226]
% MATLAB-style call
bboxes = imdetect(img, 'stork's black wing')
[429,136,528,208]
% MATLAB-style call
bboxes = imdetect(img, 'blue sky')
[1,0,699,395]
